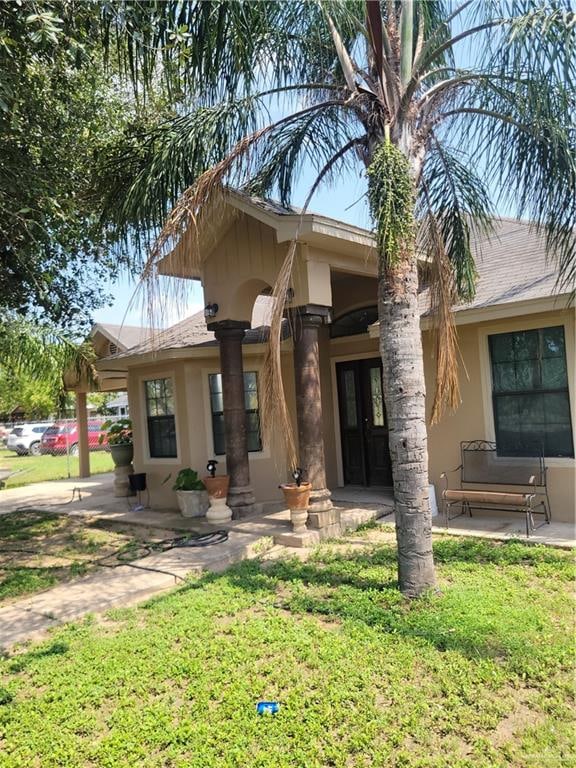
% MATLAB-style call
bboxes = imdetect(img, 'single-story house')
[95,191,575,524]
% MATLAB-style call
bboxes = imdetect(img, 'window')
[209,371,262,455]
[144,378,177,458]
[489,326,573,457]
[330,306,378,338]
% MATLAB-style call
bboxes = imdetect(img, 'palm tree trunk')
[378,252,436,596]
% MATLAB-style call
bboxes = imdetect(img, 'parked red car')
[40,421,108,456]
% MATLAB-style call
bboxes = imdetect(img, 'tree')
[0,367,55,420]
[0,2,176,330]
[0,320,96,419]
[100,1,575,595]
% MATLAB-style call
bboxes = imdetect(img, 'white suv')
[7,423,52,456]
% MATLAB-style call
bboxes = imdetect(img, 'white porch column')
[75,391,90,478]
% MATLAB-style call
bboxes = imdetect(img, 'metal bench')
[440,440,551,537]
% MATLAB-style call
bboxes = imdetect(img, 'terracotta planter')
[203,475,232,524]
[203,475,230,499]
[109,443,134,468]
[281,482,311,533]
[280,482,311,510]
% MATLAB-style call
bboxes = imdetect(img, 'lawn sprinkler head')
[206,459,218,478]
[292,467,304,487]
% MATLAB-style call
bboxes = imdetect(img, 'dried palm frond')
[418,210,461,425]
[259,240,299,471]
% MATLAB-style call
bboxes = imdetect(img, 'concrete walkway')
[0,476,388,649]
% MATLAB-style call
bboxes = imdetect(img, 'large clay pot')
[110,443,134,468]
[280,482,311,533]
[176,490,210,518]
[203,475,232,523]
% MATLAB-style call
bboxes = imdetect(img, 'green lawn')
[0,510,143,605]
[0,448,114,488]
[0,532,573,767]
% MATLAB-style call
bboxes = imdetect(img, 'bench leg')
[525,510,536,538]
[544,492,552,524]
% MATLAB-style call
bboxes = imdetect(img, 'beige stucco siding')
[125,307,574,523]
[127,348,296,510]
[424,309,575,523]
[201,215,337,323]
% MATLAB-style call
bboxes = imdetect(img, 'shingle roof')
[113,296,282,359]
[419,218,567,315]
[461,219,562,308]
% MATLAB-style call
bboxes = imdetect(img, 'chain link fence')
[0,409,119,489]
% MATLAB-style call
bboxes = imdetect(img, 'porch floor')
[431,514,575,548]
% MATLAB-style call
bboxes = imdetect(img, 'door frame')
[330,350,388,488]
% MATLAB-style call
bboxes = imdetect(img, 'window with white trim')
[208,371,262,455]
[488,325,574,457]
[144,378,177,458]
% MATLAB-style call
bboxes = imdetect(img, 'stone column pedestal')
[114,464,135,497]
[212,323,256,518]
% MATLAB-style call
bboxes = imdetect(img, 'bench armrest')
[440,465,462,493]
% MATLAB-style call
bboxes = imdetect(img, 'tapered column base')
[227,485,256,519]
[308,487,333,513]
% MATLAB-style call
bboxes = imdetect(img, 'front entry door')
[336,358,393,486]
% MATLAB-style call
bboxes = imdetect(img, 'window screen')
[144,378,177,458]
[209,371,262,455]
[489,326,573,457]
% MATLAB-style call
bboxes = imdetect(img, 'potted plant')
[203,459,232,523]
[172,468,209,517]
[99,418,133,467]
[280,468,311,533]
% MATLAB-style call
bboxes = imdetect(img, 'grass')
[0,448,114,488]
[0,510,142,605]
[0,531,573,767]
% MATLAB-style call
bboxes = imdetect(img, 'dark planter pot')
[110,443,134,468]
[129,472,147,493]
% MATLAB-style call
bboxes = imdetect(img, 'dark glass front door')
[336,358,393,486]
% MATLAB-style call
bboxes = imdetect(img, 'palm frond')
[417,139,493,301]
[0,320,96,404]
[244,106,362,205]
[416,139,494,423]
[435,9,576,288]
[102,0,363,105]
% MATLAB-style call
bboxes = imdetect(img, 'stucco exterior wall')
[125,307,574,523]
[127,347,297,510]
[424,309,575,523]
[200,214,335,323]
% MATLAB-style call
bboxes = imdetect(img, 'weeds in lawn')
[0,535,573,767]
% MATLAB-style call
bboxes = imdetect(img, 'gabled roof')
[99,209,571,368]
[90,323,154,353]
[158,189,376,278]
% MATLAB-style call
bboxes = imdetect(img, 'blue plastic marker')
[257,701,280,715]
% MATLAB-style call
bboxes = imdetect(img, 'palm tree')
[0,319,97,414]
[101,1,575,596]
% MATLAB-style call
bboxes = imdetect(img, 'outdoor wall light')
[206,459,218,477]
[204,303,219,319]
[292,467,304,487]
